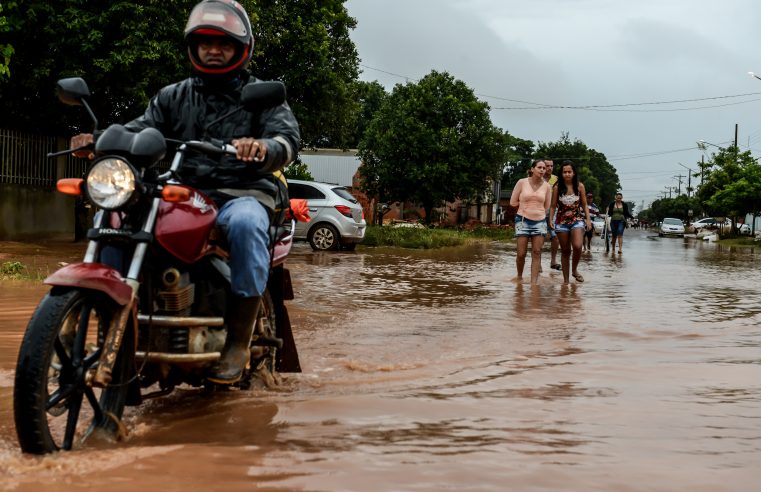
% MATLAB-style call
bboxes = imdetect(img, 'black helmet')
[184,0,254,76]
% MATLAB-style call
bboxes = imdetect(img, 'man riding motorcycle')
[71,0,301,385]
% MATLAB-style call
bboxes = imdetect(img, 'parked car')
[659,217,685,237]
[739,223,752,235]
[690,217,730,232]
[287,179,367,251]
[592,216,606,235]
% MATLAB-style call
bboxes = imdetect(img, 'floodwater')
[0,230,759,491]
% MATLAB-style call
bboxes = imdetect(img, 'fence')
[0,128,89,186]
[0,129,91,239]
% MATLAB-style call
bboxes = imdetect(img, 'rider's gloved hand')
[70,133,95,160]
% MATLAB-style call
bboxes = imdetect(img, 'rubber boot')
[208,295,261,385]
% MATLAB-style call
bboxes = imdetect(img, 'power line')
[359,63,761,112]
[493,97,761,112]
[608,146,696,160]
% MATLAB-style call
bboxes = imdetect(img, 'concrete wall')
[0,184,76,239]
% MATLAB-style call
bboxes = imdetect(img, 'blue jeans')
[216,197,271,297]
[610,220,625,237]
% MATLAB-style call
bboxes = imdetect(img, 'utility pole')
[673,174,684,195]
[735,123,739,148]
[700,155,704,187]
[678,163,693,198]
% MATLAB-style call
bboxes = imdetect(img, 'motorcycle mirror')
[56,78,91,106]
[241,81,286,111]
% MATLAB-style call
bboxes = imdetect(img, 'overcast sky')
[344,0,761,209]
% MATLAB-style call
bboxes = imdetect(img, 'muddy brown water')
[0,231,759,491]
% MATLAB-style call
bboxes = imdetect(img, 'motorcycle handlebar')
[48,145,91,158]
[181,140,238,157]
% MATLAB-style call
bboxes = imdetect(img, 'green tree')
[698,147,761,224]
[0,0,361,145]
[251,0,359,148]
[0,0,192,134]
[695,146,760,227]
[534,133,620,208]
[357,70,507,224]
[499,134,535,191]
[0,1,15,80]
[283,158,314,181]
[649,195,700,222]
[344,80,388,148]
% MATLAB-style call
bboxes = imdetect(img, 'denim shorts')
[515,215,547,237]
[554,220,586,233]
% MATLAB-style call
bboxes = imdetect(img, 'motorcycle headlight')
[86,157,137,210]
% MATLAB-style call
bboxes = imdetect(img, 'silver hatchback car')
[287,179,367,251]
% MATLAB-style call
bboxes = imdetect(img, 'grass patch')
[717,236,758,247]
[0,260,52,281]
[1,260,28,280]
[362,224,513,249]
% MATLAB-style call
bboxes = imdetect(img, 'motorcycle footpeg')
[251,335,283,349]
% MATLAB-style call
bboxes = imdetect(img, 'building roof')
[297,149,361,187]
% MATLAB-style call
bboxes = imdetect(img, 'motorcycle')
[13,77,306,454]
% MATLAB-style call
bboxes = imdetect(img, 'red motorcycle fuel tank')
[155,187,218,264]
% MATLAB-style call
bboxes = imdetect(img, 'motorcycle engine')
[157,268,194,315]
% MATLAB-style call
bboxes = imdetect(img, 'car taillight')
[335,205,353,218]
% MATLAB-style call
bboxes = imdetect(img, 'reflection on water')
[0,232,760,491]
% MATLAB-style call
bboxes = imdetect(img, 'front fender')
[44,263,132,306]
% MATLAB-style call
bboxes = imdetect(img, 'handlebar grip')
[183,140,237,157]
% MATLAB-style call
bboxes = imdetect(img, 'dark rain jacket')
[125,72,300,211]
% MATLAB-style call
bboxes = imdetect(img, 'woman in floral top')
[549,160,592,283]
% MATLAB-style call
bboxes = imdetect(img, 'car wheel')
[308,223,340,251]
[659,232,663,237]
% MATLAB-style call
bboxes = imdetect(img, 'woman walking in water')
[510,159,552,284]
[607,192,632,254]
[550,160,592,283]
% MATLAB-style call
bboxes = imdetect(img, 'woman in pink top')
[509,159,552,284]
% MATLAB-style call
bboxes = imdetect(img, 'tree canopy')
[345,80,388,148]
[0,0,360,145]
[0,1,192,134]
[0,2,14,80]
[647,195,700,222]
[696,146,761,221]
[357,70,508,224]
[639,146,761,230]
[250,0,359,148]
[533,133,621,208]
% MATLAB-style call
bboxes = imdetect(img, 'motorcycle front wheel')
[13,288,133,454]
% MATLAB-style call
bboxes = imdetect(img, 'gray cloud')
[346,0,761,206]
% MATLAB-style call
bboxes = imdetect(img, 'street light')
[748,71,761,82]
[696,139,727,151]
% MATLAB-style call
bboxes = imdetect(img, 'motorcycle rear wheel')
[13,288,133,454]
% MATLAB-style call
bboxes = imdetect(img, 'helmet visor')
[185,2,248,38]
